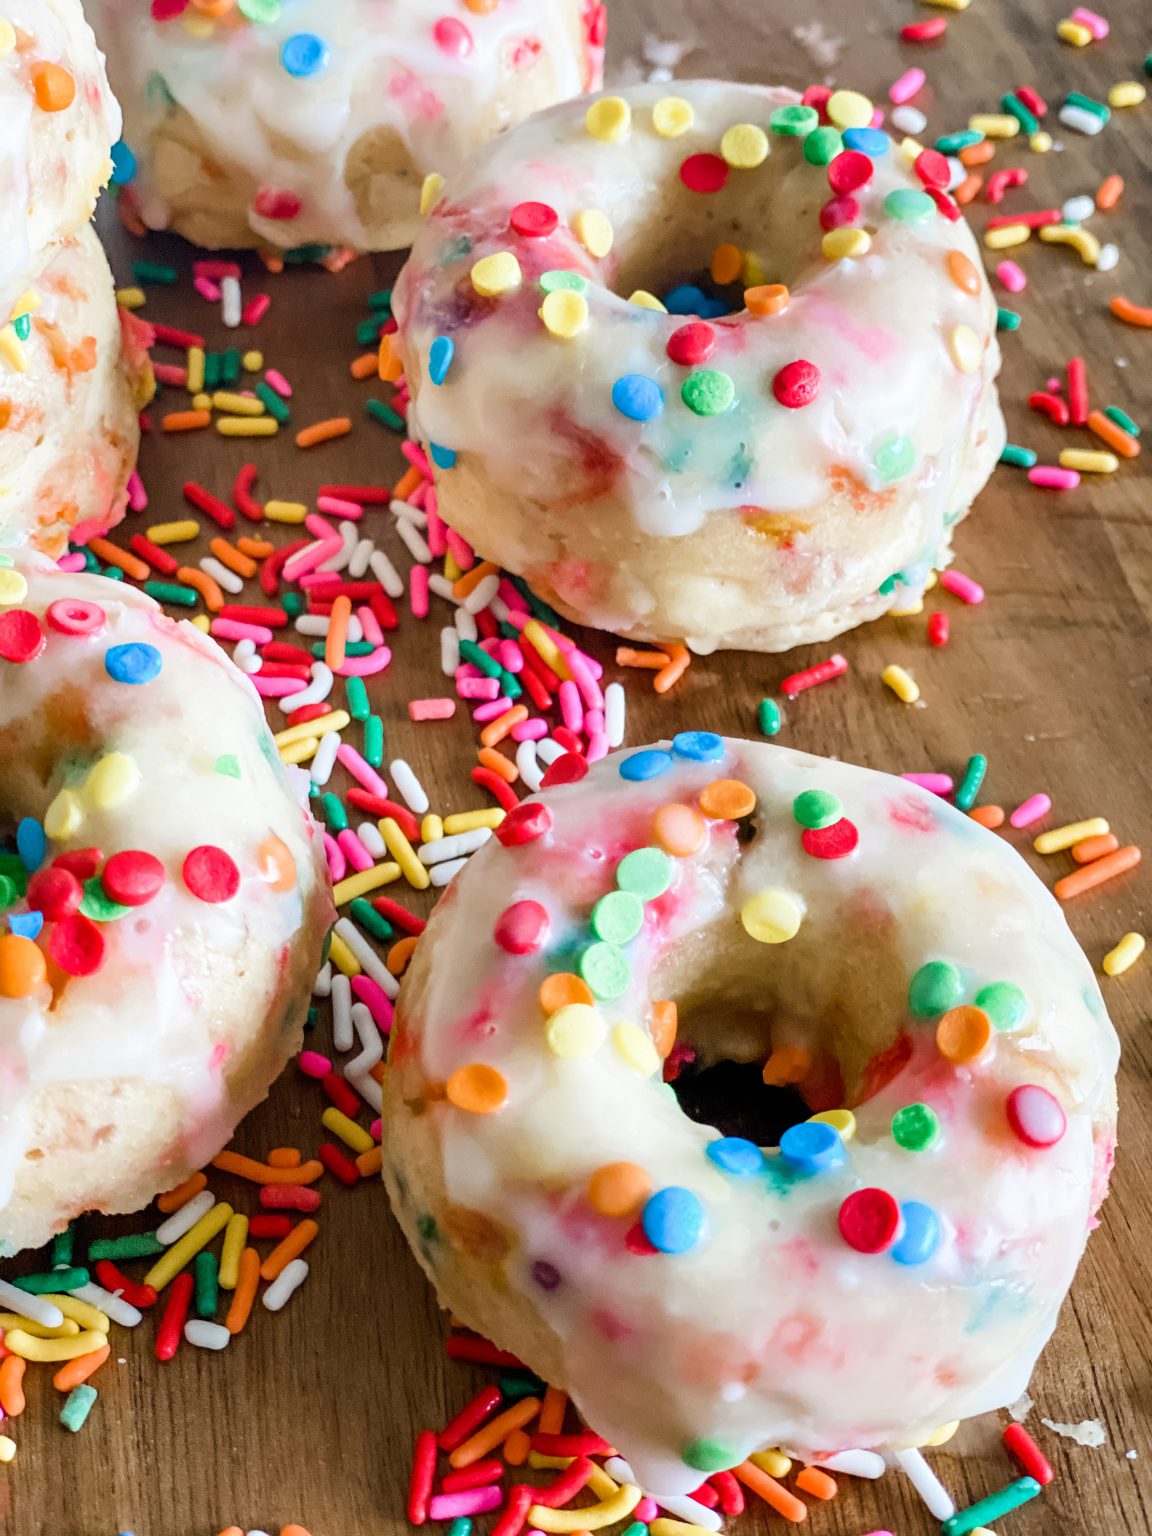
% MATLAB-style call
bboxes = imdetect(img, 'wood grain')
[2,0,1150,1531]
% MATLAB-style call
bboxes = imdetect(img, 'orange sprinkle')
[393,465,423,501]
[356,1145,383,1178]
[711,243,743,285]
[464,0,500,12]
[87,537,149,581]
[936,1005,993,1063]
[1086,409,1140,458]
[1072,831,1119,864]
[587,1161,653,1218]
[480,705,528,748]
[266,1148,302,1169]
[236,536,275,559]
[177,565,225,612]
[959,139,996,166]
[1056,844,1141,901]
[259,251,285,274]
[650,1000,678,1059]
[654,644,691,694]
[212,1151,324,1185]
[156,1171,209,1213]
[968,804,1006,829]
[209,538,258,579]
[52,1343,110,1393]
[1096,174,1124,210]
[325,593,352,671]
[225,1247,260,1334]
[118,199,148,238]
[31,61,75,111]
[652,802,708,857]
[445,1063,508,1116]
[733,1459,808,1523]
[744,283,790,316]
[615,646,671,670]
[448,1396,541,1469]
[296,416,352,449]
[387,935,419,975]
[281,1527,314,1536]
[162,409,212,433]
[947,250,982,296]
[215,1528,244,1536]
[1110,295,1152,328]
[795,1467,837,1500]
[453,560,500,599]
[504,1428,531,1465]
[539,972,594,1014]
[259,1218,319,1282]
[350,352,379,380]
[0,1356,25,1417]
[955,173,983,205]
[378,335,404,383]
[762,1045,813,1087]
[477,745,518,783]
[539,1385,568,1436]
[698,778,756,820]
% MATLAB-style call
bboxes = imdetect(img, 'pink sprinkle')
[323,832,347,883]
[902,772,954,795]
[1028,465,1080,490]
[152,364,187,387]
[56,551,87,572]
[586,730,609,763]
[409,697,457,721]
[252,674,308,698]
[358,605,384,648]
[370,1117,381,1140]
[1046,376,1062,392]
[1070,5,1108,36]
[337,648,392,678]
[428,1488,502,1522]
[473,697,512,722]
[401,440,434,478]
[336,827,374,873]
[445,527,475,571]
[351,974,394,1033]
[298,1049,332,1078]
[283,537,343,583]
[426,506,447,558]
[126,470,148,511]
[211,618,273,644]
[511,718,548,741]
[566,649,604,710]
[195,260,241,280]
[498,639,524,673]
[457,676,501,700]
[1010,792,1052,828]
[337,743,389,797]
[410,565,429,619]
[242,293,271,326]
[304,512,338,540]
[411,479,431,510]
[264,368,293,398]
[558,679,584,734]
[193,275,221,302]
[316,495,364,518]
[635,1501,659,1523]
[996,259,1027,292]
[889,67,925,104]
[938,569,985,604]
[586,708,605,734]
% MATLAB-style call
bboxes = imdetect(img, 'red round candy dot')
[801,817,859,859]
[26,867,82,921]
[819,194,861,231]
[541,752,589,789]
[1006,1084,1066,1148]
[510,201,559,238]
[928,188,962,222]
[52,848,102,881]
[773,359,822,410]
[46,598,105,636]
[666,321,717,366]
[48,913,106,977]
[914,148,950,190]
[494,899,550,955]
[0,609,45,663]
[625,1221,660,1256]
[432,15,473,57]
[495,802,553,847]
[838,1187,902,1253]
[183,845,240,903]
[679,153,729,194]
[102,850,166,907]
[802,84,832,117]
[827,150,874,194]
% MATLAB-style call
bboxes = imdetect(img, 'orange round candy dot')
[257,833,297,892]
[649,999,678,1059]
[946,250,981,296]
[538,971,594,1014]
[698,778,757,820]
[652,802,708,857]
[762,1044,813,1086]
[744,283,790,316]
[0,934,47,998]
[936,1005,993,1063]
[31,62,75,112]
[445,1063,508,1114]
[587,1161,653,1217]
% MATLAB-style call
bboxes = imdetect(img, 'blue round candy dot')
[105,642,162,685]
[672,731,725,763]
[642,1186,706,1254]
[778,1120,846,1174]
[16,817,46,872]
[706,1136,764,1176]
[663,283,709,316]
[110,140,136,184]
[892,1201,941,1266]
[612,374,664,422]
[842,126,889,156]
[619,748,673,781]
[8,911,44,941]
[429,335,454,385]
[281,31,328,77]
[429,442,457,469]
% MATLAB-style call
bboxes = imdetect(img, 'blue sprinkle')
[892,1201,941,1266]
[706,1137,764,1177]
[104,642,162,685]
[16,817,46,872]
[778,1121,846,1175]
[672,731,724,763]
[618,748,673,782]
[611,374,664,422]
[429,336,455,386]
[281,32,329,78]
[663,283,709,316]
[8,911,44,941]
[110,140,136,185]
[642,1187,706,1254]
[843,127,889,156]
[429,442,457,469]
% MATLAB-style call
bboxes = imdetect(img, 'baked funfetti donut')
[0,552,332,1255]
[91,0,606,253]
[1,0,121,318]
[395,81,1006,654]
[383,734,1118,1495]
[0,225,154,557]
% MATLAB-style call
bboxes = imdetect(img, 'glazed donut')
[91,0,606,254]
[1,0,120,317]
[0,225,154,557]
[395,81,1006,654]
[383,734,1118,1493]
[0,551,332,1254]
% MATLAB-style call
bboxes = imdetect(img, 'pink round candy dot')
[666,321,717,366]
[433,15,473,57]
[838,1188,902,1253]
[679,153,729,194]
[772,359,822,409]
[183,845,240,903]
[510,201,559,238]
[494,899,550,955]
[1006,1084,1066,1147]
[46,598,105,635]
[827,150,874,194]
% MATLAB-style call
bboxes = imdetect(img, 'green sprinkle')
[87,1234,164,1261]
[80,878,131,922]
[975,981,1029,1031]
[458,638,502,677]
[305,1005,318,1031]
[873,433,916,483]
[1104,404,1140,437]
[498,1373,546,1400]
[884,188,936,224]
[221,347,240,385]
[311,640,374,658]
[758,697,782,736]
[682,1437,738,1473]
[770,103,818,136]
[999,444,1038,468]
[0,875,16,909]
[802,125,843,165]
[356,317,383,347]
[194,1250,219,1318]
[368,288,393,313]
[50,1223,76,1269]
[591,890,645,945]
[102,566,125,582]
[793,789,842,830]
[954,752,987,811]
[143,580,198,606]
[538,270,588,295]
[996,307,1022,331]
[942,1477,1042,1536]
[350,898,393,943]
[1000,93,1039,135]
[908,960,964,1018]
[578,941,631,1000]
[681,369,735,417]
[214,753,241,779]
[12,312,30,341]
[616,847,672,901]
[934,129,983,155]
[255,381,291,423]
[499,669,523,702]
[320,792,347,833]
[283,243,332,264]
[1063,90,1109,122]
[13,1266,89,1294]
[367,399,405,432]
[132,261,178,285]
[891,1102,941,1151]
[60,1384,98,1433]
[282,591,305,618]
[509,575,562,626]
[364,714,384,768]
[203,352,222,390]
[447,1521,473,1536]
[345,676,370,720]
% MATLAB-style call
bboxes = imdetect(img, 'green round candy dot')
[770,104,819,136]
[578,941,632,1000]
[793,788,842,830]
[79,878,131,923]
[874,434,916,483]
[803,125,844,165]
[908,960,964,1017]
[892,1102,941,1151]
[616,846,672,900]
[238,0,281,19]
[884,188,936,225]
[591,890,645,946]
[681,369,735,417]
[539,270,589,295]
[975,981,1029,1031]
[683,1438,738,1473]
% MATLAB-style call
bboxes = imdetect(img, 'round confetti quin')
[671,730,724,762]
[679,153,729,194]
[706,1136,764,1176]
[26,867,82,921]
[619,748,673,781]
[45,598,104,636]
[612,374,664,422]
[892,1200,941,1266]
[666,322,716,366]
[1007,1084,1067,1148]
[495,899,550,955]
[838,1187,902,1254]
[48,913,106,977]
[779,1120,845,1174]
[105,641,162,685]
[540,751,589,788]
[772,359,821,409]
[182,845,240,904]
[510,200,559,238]
[494,801,553,847]
[801,818,858,859]
[101,850,166,907]
[642,1186,705,1253]
[0,609,45,663]
[446,1063,508,1115]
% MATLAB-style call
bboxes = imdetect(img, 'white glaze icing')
[384,736,1118,1495]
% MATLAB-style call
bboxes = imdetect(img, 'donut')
[0,225,154,557]
[382,733,1118,1492]
[394,81,1006,654]
[1,0,121,318]
[0,551,332,1254]
[91,0,606,254]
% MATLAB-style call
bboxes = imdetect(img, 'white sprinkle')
[946,155,966,191]
[418,828,492,866]
[334,919,399,997]
[454,606,478,641]
[309,731,342,786]
[892,1449,955,1520]
[1058,104,1105,134]
[389,758,430,813]
[346,613,364,643]
[1062,193,1095,222]
[429,856,469,887]
[262,1258,309,1312]
[68,1282,141,1329]
[604,1459,722,1532]
[390,498,428,528]
[232,638,258,672]
[156,1189,216,1246]
[1096,241,1119,271]
[346,1067,383,1111]
[396,517,432,564]
[463,574,500,616]
[427,572,461,605]
[1041,1417,1107,1446]
[280,662,333,712]
[347,1002,383,1075]
[890,104,927,134]
[330,971,353,1050]
[368,548,405,599]
[319,521,358,574]
[440,627,460,676]
[517,738,543,793]
[0,1279,63,1330]
[199,556,244,595]
[488,595,510,624]
[816,1449,885,1478]
[536,738,566,766]
[604,682,626,747]
[294,614,333,637]
[348,537,375,579]
[356,821,387,859]
[312,961,332,997]
[184,1319,231,1350]
[221,275,242,328]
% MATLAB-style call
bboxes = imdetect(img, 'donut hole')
[671,1055,811,1147]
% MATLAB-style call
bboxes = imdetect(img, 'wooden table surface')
[4,1,1151,1531]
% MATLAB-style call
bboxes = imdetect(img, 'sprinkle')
[1103,933,1145,976]
[262,1258,309,1312]
[1055,845,1141,900]
[571,209,614,256]
[938,569,984,604]
[772,359,821,408]
[1035,817,1108,852]
[781,653,847,696]
[740,889,803,944]
[720,123,769,168]
[1002,1424,1055,1486]
[1086,410,1140,458]
[612,374,664,422]
[893,1449,955,1519]
[446,1064,508,1114]
[471,253,522,297]
[882,664,920,703]
[1009,792,1051,828]
[1109,296,1152,329]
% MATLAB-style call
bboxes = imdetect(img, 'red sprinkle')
[1029,391,1070,425]
[441,1460,507,1494]
[154,1271,194,1360]
[801,818,860,860]
[490,1485,534,1536]
[432,15,473,56]
[48,913,106,976]
[93,1261,157,1309]
[322,1071,362,1119]
[782,653,847,697]
[472,765,520,811]
[531,1432,616,1458]
[819,194,860,231]
[0,610,45,663]
[182,845,240,903]
[318,1142,360,1185]
[509,201,559,238]
[709,1471,745,1516]
[666,322,716,366]
[102,850,166,906]
[437,1385,504,1452]
[52,848,102,881]
[901,16,947,39]
[371,895,426,936]
[408,1428,438,1525]
[259,1183,321,1212]
[183,481,235,530]
[772,359,821,409]
[914,149,950,190]
[495,802,553,847]
[928,611,950,647]
[1067,356,1088,426]
[679,153,729,194]
[494,900,550,955]
[838,1187,901,1253]
[1003,1423,1055,1486]
[529,1457,596,1508]
[248,1214,294,1239]
[443,1334,525,1368]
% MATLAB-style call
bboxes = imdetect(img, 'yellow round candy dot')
[242,350,263,372]
[0,19,15,57]
[740,888,803,944]
[612,1020,660,1075]
[183,12,214,37]
[84,751,141,811]
[827,89,875,129]
[0,1435,13,1463]
[546,1003,606,1059]
[627,290,667,311]
[720,123,769,169]
[0,568,28,606]
[822,227,872,260]
[711,243,743,285]
[949,323,982,374]
[585,95,632,142]
[810,1108,856,1142]
[191,614,210,633]
[652,96,694,137]
[44,789,84,841]
[471,251,522,297]
[420,171,445,216]
[539,289,589,339]
[571,209,613,258]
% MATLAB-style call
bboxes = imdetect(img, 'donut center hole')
[670,1054,811,1147]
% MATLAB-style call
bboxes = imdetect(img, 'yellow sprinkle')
[822,227,872,260]
[826,89,874,129]
[720,123,769,169]
[471,251,522,298]
[444,552,461,583]
[264,500,308,523]
[1058,449,1118,474]
[585,1465,620,1499]
[890,598,925,617]
[1039,223,1100,265]
[949,323,982,373]
[2,1329,108,1363]
[192,392,212,411]
[650,1521,716,1536]
[321,1106,375,1154]
[612,1020,660,1075]
[219,1212,248,1291]
[190,614,210,633]
[750,1449,792,1478]
[741,250,766,287]
[328,931,361,977]
[897,135,926,163]
[0,1315,79,1339]
[710,243,743,285]
[522,619,571,679]
[0,19,16,55]
[627,290,667,311]
[183,11,213,35]
[0,1436,15,1463]
[529,1483,640,1532]
[421,814,444,843]
[585,95,631,142]
[216,416,279,437]
[242,350,264,372]
[85,752,141,811]
[921,0,970,8]
[882,663,920,703]
[1057,18,1093,45]
[1109,81,1147,108]
[1030,130,1053,152]
[984,223,1031,249]
[420,171,444,216]
[274,709,350,749]
[969,114,1021,137]
[212,390,265,416]
[279,737,319,767]
[652,96,694,137]
[741,889,804,944]
[1103,932,1145,977]
[924,1421,960,1446]
[115,286,147,309]
[186,345,205,394]
[571,209,613,258]
[44,789,84,841]
[0,327,28,372]
[527,1453,571,1471]
[1035,817,1110,855]
[331,861,402,904]
[45,1294,109,1333]
[147,519,200,544]
[0,568,27,606]
[539,289,589,339]
[380,817,430,891]
[442,808,505,835]
[810,1108,856,1141]
[144,1201,233,1292]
